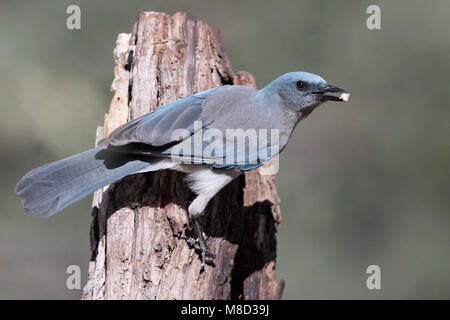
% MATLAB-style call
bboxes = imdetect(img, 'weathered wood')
[82,11,284,300]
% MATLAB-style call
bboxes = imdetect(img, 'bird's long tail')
[15,147,152,217]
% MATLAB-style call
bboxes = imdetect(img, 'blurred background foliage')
[0,0,449,299]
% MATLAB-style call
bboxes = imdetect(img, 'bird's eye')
[296,81,306,90]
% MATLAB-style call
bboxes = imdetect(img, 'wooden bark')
[82,11,284,300]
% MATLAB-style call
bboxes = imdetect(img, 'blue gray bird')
[15,71,349,267]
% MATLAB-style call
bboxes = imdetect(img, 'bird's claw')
[180,234,216,269]
[179,220,215,270]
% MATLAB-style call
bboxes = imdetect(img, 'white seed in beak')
[340,93,350,102]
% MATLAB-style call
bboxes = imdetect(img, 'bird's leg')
[178,169,240,269]
[193,218,209,269]
[179,194,217,269]
[180,217,216,270]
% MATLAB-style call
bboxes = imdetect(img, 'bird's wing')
[99,85,274,172]
[99,87,220,148]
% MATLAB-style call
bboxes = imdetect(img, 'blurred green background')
[1,0,449,299]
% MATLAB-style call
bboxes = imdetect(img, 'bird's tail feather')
[15,147,152,217]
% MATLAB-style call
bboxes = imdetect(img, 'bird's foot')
[180,235,216,259]
[179,219,215,271]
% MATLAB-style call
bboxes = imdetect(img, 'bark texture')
[82,11,284,300]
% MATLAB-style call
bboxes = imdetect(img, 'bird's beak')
[312,84,350,102]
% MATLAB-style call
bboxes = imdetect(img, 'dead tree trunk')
[82,11,284,300]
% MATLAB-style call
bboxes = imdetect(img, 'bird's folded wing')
[98,85,275,172]
[98,87,220,148]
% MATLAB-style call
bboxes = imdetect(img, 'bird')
[15,71,349,268]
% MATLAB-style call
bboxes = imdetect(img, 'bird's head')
[261,71,349,118]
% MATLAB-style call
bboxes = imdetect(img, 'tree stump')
[82,11,284,300]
